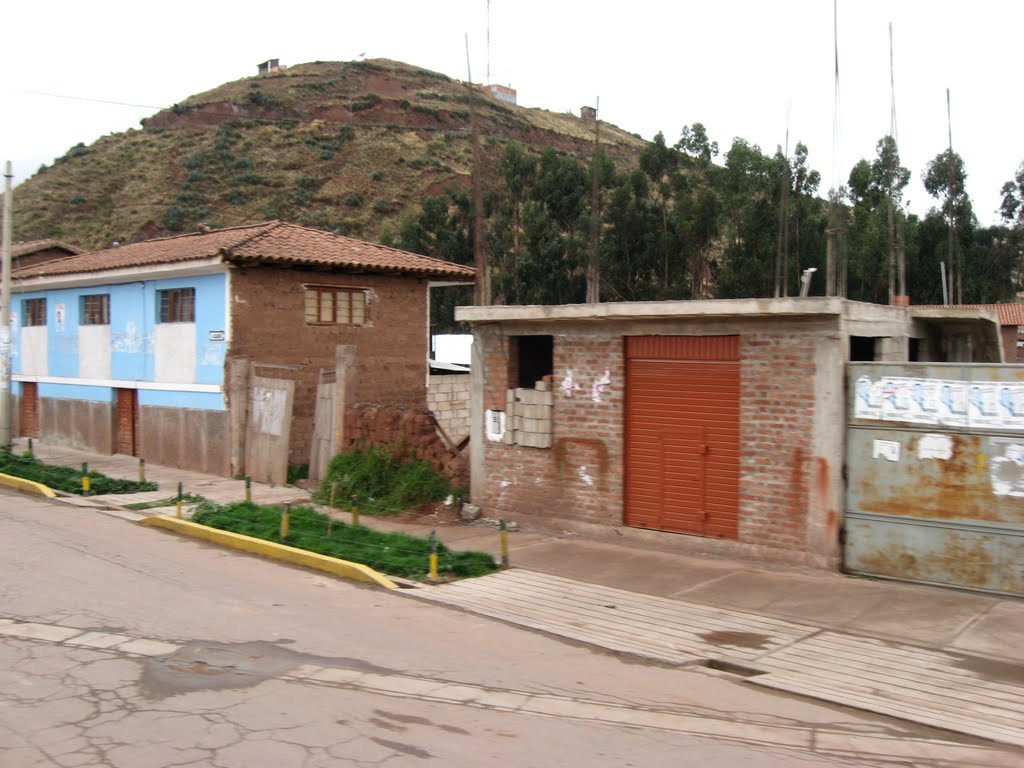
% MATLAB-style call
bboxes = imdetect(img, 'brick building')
[456,297,1003,569]
[11,221,473,480]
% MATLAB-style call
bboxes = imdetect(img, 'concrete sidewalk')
[10,438,1024,749]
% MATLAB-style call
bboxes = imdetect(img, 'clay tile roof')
[12,221,474,281]
[913,303,1024,326]
[12,239,83,258]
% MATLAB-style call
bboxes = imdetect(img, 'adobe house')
[12,239,82,270]
[11,221,473,481]
[455,297,1001,569]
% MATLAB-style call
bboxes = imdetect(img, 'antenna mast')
[826,0,847,297]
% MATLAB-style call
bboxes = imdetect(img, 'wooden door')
[20,382,40,438]
[115,388,140,456]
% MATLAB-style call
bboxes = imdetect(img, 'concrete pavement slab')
[951,601,1024,663]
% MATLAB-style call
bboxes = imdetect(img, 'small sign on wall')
[55,303,66,332]
[208,330,226,341]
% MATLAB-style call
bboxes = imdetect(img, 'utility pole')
[1,162,13,450]
[946,88,958,304]
[465,35,490,306]
[586,97,601,304]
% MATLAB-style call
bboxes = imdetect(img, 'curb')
[0,472,57,498]
[138,516,399,589]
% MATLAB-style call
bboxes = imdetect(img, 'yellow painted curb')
[0,472,57,498]
[138,516,399,589]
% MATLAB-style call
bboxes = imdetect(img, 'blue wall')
[13,273,227,412]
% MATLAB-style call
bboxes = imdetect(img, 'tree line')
[387,123,1024,330]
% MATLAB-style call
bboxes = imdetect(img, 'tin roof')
[12,221,475,281]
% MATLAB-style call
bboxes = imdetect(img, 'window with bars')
[157,288,195,323]
[23,298,46,326]
[80,294,110,325]
[304,286,367,326]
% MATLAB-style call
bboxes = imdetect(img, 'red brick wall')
[481,332,625,526]
[738,333,817,551]
[476,322,838,566]
[228,266,429,464]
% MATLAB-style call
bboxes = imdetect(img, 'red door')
[20,382,40,438]
[116,388,140,456]
[625,336,740,539]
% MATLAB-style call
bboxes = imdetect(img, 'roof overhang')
[12,257,227,291]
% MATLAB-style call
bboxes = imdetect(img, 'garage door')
[625,336,740,538]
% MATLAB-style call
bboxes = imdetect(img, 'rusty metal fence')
[845,363,1024,596]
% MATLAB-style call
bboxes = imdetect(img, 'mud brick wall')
[427,374,470,441]
[37,397,114,455]
[344,403,468,487]
[139,406,231,476]
[228,265,430,465]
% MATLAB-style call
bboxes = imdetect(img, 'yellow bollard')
[350,495,359,526]
[81,463,90,496]
[138,458,146,483]
[244,476,252,503]
[499,518,509,569]
[280,504,290,540]
[428,529,439,580]
[176,481,183,519]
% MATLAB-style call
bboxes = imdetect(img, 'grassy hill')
[12,59,646,251]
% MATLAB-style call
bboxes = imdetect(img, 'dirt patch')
[697,630,772,650]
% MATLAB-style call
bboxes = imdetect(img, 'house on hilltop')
[12,239,82,270]
[11,221,474,482]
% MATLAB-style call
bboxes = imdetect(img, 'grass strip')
[0,452,158,495]
[193,501,496,580]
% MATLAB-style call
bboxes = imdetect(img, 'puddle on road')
[697,630,772,650]
[140,640,397,699]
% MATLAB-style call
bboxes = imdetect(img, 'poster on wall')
[855,375,1024,431]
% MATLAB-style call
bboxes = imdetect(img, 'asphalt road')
[0,489,1017,768]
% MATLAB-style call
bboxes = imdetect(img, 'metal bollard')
[499,518,509,569]
[244,476,252,503]
[429,529,439,580]
[176,481,183,519]
[27,438,33,456]
[81,463,90,495]
[138,457,146,483]
[280,503,291,540]
[350,495,359,526]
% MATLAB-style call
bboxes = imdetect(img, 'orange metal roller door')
[625,336,740,539]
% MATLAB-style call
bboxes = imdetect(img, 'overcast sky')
[2,0,1021,228]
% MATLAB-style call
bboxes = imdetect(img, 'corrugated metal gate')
[846,363,1024,596]
[625,336,740,538]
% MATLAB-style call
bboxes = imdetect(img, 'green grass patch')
[317,446,453,516]
[0,452,159,495]
[193,501,496,580]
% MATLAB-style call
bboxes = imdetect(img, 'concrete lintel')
[456,296,850,324]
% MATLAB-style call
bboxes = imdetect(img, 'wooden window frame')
[23,298,46,327]
[157,288,195,323]
[80,294,110,325]
[304,285,367,326]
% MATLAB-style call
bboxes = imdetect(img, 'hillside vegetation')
[11,58,1023,312]
[13,59,642,251]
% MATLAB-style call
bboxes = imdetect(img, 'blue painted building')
[12,221,474,477]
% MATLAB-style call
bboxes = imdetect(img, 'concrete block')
[535,380,551,392]
[460,503,482,521]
